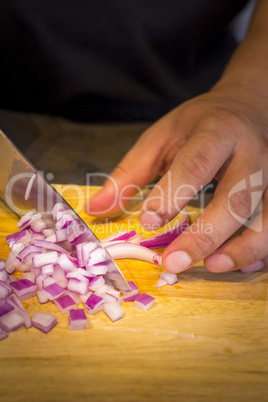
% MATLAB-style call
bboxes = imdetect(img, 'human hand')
[87,83,268,273]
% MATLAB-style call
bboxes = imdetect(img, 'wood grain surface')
[0,186,267,402]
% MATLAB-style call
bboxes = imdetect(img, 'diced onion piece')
[32,312,57,333]
[109,230,137,242]
[0,309,25,332]
[106,243,162,266]
[43,283,65,300]
[36,290,49,304]
[140,215,189,249]
[88,276,105,291]
[21,272,36,283]
[33,251,58,268]
[120,293,140,303]
[0,281,12,299]
[84,293,104,314]
[55,229,68,242]
[103,302,123,322]
[0,270,9,282]
[100,230,129,243]
[54,294,76,314]
[0,260,6,270]
[0,301,15,317]
[160,271,178,285]
[68,309,87,330]
[155,278,168,288]
[10,279,37,300]
[134,293,155,311]
[17,211,34,230]
[42,264,54,276]
[86,245,106,266]
[121,280,139,295]
[67,279,88,295]
[34,239,71,256]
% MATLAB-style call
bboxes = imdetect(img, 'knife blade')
[0,129,130,291]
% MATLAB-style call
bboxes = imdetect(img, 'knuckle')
[228,189,253,220]
[191,232,217,258]
[180,145,215,182]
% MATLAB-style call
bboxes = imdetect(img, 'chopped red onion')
[43,276,56,287]
[56,213,74,230]
[35,273,47,290]
[21,272,36,283]
[67,278,88,295]
[68,309,87,330]
[34,239,71,256]
[155,278,168,288]
[86,263,108,276]
[43,228,55,238]
[120,293,140,303]
[58,254,77,272]
[0,269,9,282]
[36,290,49,304]
[41,264,54,276]
[19,244,43,260]
[80,242,98,265]
[134,293,155,311]
[160,271,178,285]
[9,294,24,310]
[0,309,25,332]
[43,283,65,300]
[6,230,31,248]
[33,251,58,268]
[30,217,46,232]
[101,230,128,243]
[0,281,13,300]
[103,302,123,322]
[54,294,76,314]
[17,211,34,230]
[79,291,92,303]
[84,293,104,314]
[45,234,57,243]
[109,230,137,242]
[121,280,139,295]
[88,276,105,291]
[0,260,6,270]
[52,202,68,221]
[55,228,68,242]
[52,265,68,288]
[87,247,107,266]
[0,301,15,317]
[66,270,89,283]
[10,279,37,300]
[140,216,189,249]
[106,243,162,266]
[32,312,57,333]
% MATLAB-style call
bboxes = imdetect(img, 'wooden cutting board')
[0,186,267,402]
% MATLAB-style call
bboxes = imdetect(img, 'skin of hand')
[87,0,268,273]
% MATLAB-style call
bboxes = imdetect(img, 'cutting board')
[0,186,267,402]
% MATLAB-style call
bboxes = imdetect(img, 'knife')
[0,129,130,291]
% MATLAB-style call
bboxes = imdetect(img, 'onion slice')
[106,243,162,266]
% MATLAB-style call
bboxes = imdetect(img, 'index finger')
[162,157,265,273]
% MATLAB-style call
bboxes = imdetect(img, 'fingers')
[86,109,189,216]
[140,129,234,229]
[86,131,163,216]
[162,159,266,273]
[204,189,268,272]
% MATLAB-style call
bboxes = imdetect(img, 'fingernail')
[164,251,192,273]
[206,254,234,272]
[241,261,264,273]
[140,211,164,230]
